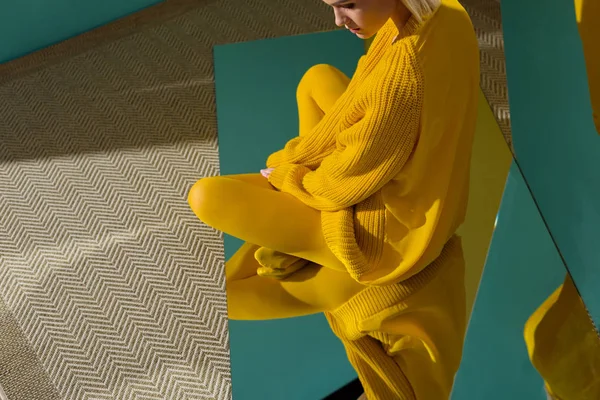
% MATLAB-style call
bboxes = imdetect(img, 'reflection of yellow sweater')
[268,0,479,285]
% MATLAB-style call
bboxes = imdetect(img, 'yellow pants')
[524,275,600,399]
[188,65,467,399]
[326,236,466,400]
[189,64,365,320]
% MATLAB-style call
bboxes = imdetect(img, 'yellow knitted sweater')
[267,0,479,286]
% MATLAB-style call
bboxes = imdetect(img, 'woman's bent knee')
[298,64,338,95]
[300,64,335,81]
[297,64,350,114]
[188,177,220,225]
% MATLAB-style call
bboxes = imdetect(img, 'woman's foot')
[254,247,310,279]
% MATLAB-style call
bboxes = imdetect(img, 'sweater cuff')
[266,149,287,168]
[268,164,294,190]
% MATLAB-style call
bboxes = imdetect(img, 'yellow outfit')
[326,236,466,400]
[266,4,479,286]
[522,4,600,399]
[524,275,600,399]
[188,0,478,398]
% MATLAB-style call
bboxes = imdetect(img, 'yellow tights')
[524,275,600,399]
[188,64,365,320]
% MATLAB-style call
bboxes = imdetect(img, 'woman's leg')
[226,243,364,320]
[189,174,345,269]
[189,65,356,320]
[524,274,600,399]
[249,64,351,277]
[296,64,351,136]
[188,174,366,319]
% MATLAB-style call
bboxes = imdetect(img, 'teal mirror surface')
[0,0,162,64]
[501,0,600,327]
[453,161,600,399]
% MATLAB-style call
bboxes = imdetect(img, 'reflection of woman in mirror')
[189,0,479,398]
[524,275,600,400]
[524,3,600,399]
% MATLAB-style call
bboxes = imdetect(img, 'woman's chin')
[355,31,373,40]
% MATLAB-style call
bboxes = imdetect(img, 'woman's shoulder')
[367,18,423,79]
[415,1,478,57]
[377,39,423,83]
[363,41,424,107]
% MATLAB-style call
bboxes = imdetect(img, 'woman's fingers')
[260,168,274,178]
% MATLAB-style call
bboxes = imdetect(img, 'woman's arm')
[268,49,423,211]
[266,56,370,170]
[265,127,337,170]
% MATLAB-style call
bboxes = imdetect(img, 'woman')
[189,0,479,398]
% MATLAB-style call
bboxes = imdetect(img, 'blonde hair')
[401,0,441,22]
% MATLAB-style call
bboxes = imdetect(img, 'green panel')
[0,0,162,63]
[452,162,565,399]
[214,30,364,399]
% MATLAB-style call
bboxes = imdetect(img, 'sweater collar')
[389,15,421,45]
[389,14,422,45]
[403,15,422,36]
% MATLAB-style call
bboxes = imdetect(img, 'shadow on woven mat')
[0,1,334,399]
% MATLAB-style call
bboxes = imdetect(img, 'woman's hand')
[260,168,274,179]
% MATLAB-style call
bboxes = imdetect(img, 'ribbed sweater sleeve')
[268,43,422,211]
[265,56,368,170]
[264,125,337,170]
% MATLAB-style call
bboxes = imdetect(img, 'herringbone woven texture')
[462,0,511,146]
[0,0,508,399]
[0,1,333,399]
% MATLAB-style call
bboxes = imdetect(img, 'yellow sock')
[254,247,310,279]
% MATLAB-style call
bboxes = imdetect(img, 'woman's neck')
[391,4,413,39]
